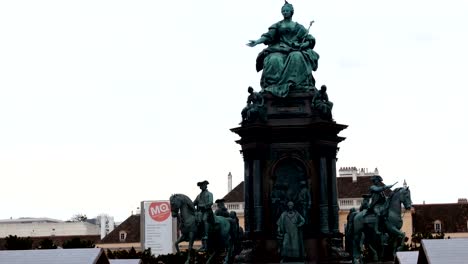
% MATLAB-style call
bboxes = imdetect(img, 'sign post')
[140,200,177,256]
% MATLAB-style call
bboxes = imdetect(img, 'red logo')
[148,202,171,222]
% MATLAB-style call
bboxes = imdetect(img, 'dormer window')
[434,220,442,233]
[119,231,127,242]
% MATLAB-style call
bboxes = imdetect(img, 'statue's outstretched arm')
[246,36,268,47]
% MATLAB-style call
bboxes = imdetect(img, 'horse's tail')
[345,211,357,254]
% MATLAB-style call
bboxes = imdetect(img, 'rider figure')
[367,175,395,235]
[194,180,213,250]
[215,198,230,217]
[359,194,371,212]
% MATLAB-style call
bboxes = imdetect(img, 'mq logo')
[149,201,171,222]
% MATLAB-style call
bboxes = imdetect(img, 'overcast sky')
[0,0,467,222]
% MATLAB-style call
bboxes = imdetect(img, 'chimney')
[228,172,233,193]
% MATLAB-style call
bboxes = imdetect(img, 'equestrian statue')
[345,176,412,264]
[170,181,237,264]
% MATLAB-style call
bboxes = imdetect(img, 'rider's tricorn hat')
[371,175,383,182]
[197,180,209,186]
[215,199,225,204]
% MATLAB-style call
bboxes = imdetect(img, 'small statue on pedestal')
[312,85,333,120]
[241,86,266,124]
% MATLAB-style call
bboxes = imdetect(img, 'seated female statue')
[247,1,320,97]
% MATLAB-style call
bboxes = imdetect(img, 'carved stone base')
[232,90,347,264]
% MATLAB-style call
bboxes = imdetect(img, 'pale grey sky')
[0,0,467,222]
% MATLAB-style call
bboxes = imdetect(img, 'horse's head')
[169,193,195,218]
[170,194,181,217]
[397,186,413,210]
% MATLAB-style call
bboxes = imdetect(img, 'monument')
[231,2,348,263]
[345,177,412,264]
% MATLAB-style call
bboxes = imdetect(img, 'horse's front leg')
[174,234,186,254]
[385,221,406,255]
[185,232,196,264]
[224,238,233,264]
[352,232,363,264]
[206,251,217,264]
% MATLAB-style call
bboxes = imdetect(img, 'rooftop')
[0,248,109,264]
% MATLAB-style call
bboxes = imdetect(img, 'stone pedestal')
[231,91,348,263]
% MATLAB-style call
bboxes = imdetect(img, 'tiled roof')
[419,239,468,264]
[336,176,373,198]
[99,215,140,244]
[413,203,468,233]
[223,182,244,203]
[396,251,419,264]
[0,248,109,264]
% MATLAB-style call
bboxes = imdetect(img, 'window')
[434,220,442,233]
[119,231,127,242]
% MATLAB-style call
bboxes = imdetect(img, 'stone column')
[253,160,263,232]
[319,157,329,234]
[329,158,339,233]
[244,160,251,235]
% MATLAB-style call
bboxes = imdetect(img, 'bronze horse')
[170,193,235,264]
[347,187,412,264]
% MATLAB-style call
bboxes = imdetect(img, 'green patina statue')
[171,193,236,264]
[295,180,311,224]
[277,201,306,263]
[194,180,213,251]
[215,198,230,217]
[312,85,333,120]
[240,86,266,124]
[247,1,320,97]
[366,176,396,236]
[271,183,288,222]
[345,177,412,264]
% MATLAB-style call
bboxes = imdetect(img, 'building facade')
[0,217,100,238]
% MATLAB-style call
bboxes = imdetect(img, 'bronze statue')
[229,211,243,256]
[271,183,288,222]
[171,193,234,264]
[346,185,412,264]
[367,176,396,235]
[246,1,319,97]
[193,180,213,251]
[359,194,371,212]
[312,85,333,120]
[277,201,305,263]
[215,198,230,217]
[241,86,266,124]
[295,180,311,224]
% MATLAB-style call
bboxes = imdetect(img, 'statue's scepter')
[298,20,314,49]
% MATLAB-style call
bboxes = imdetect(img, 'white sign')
[141,200,176,256]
